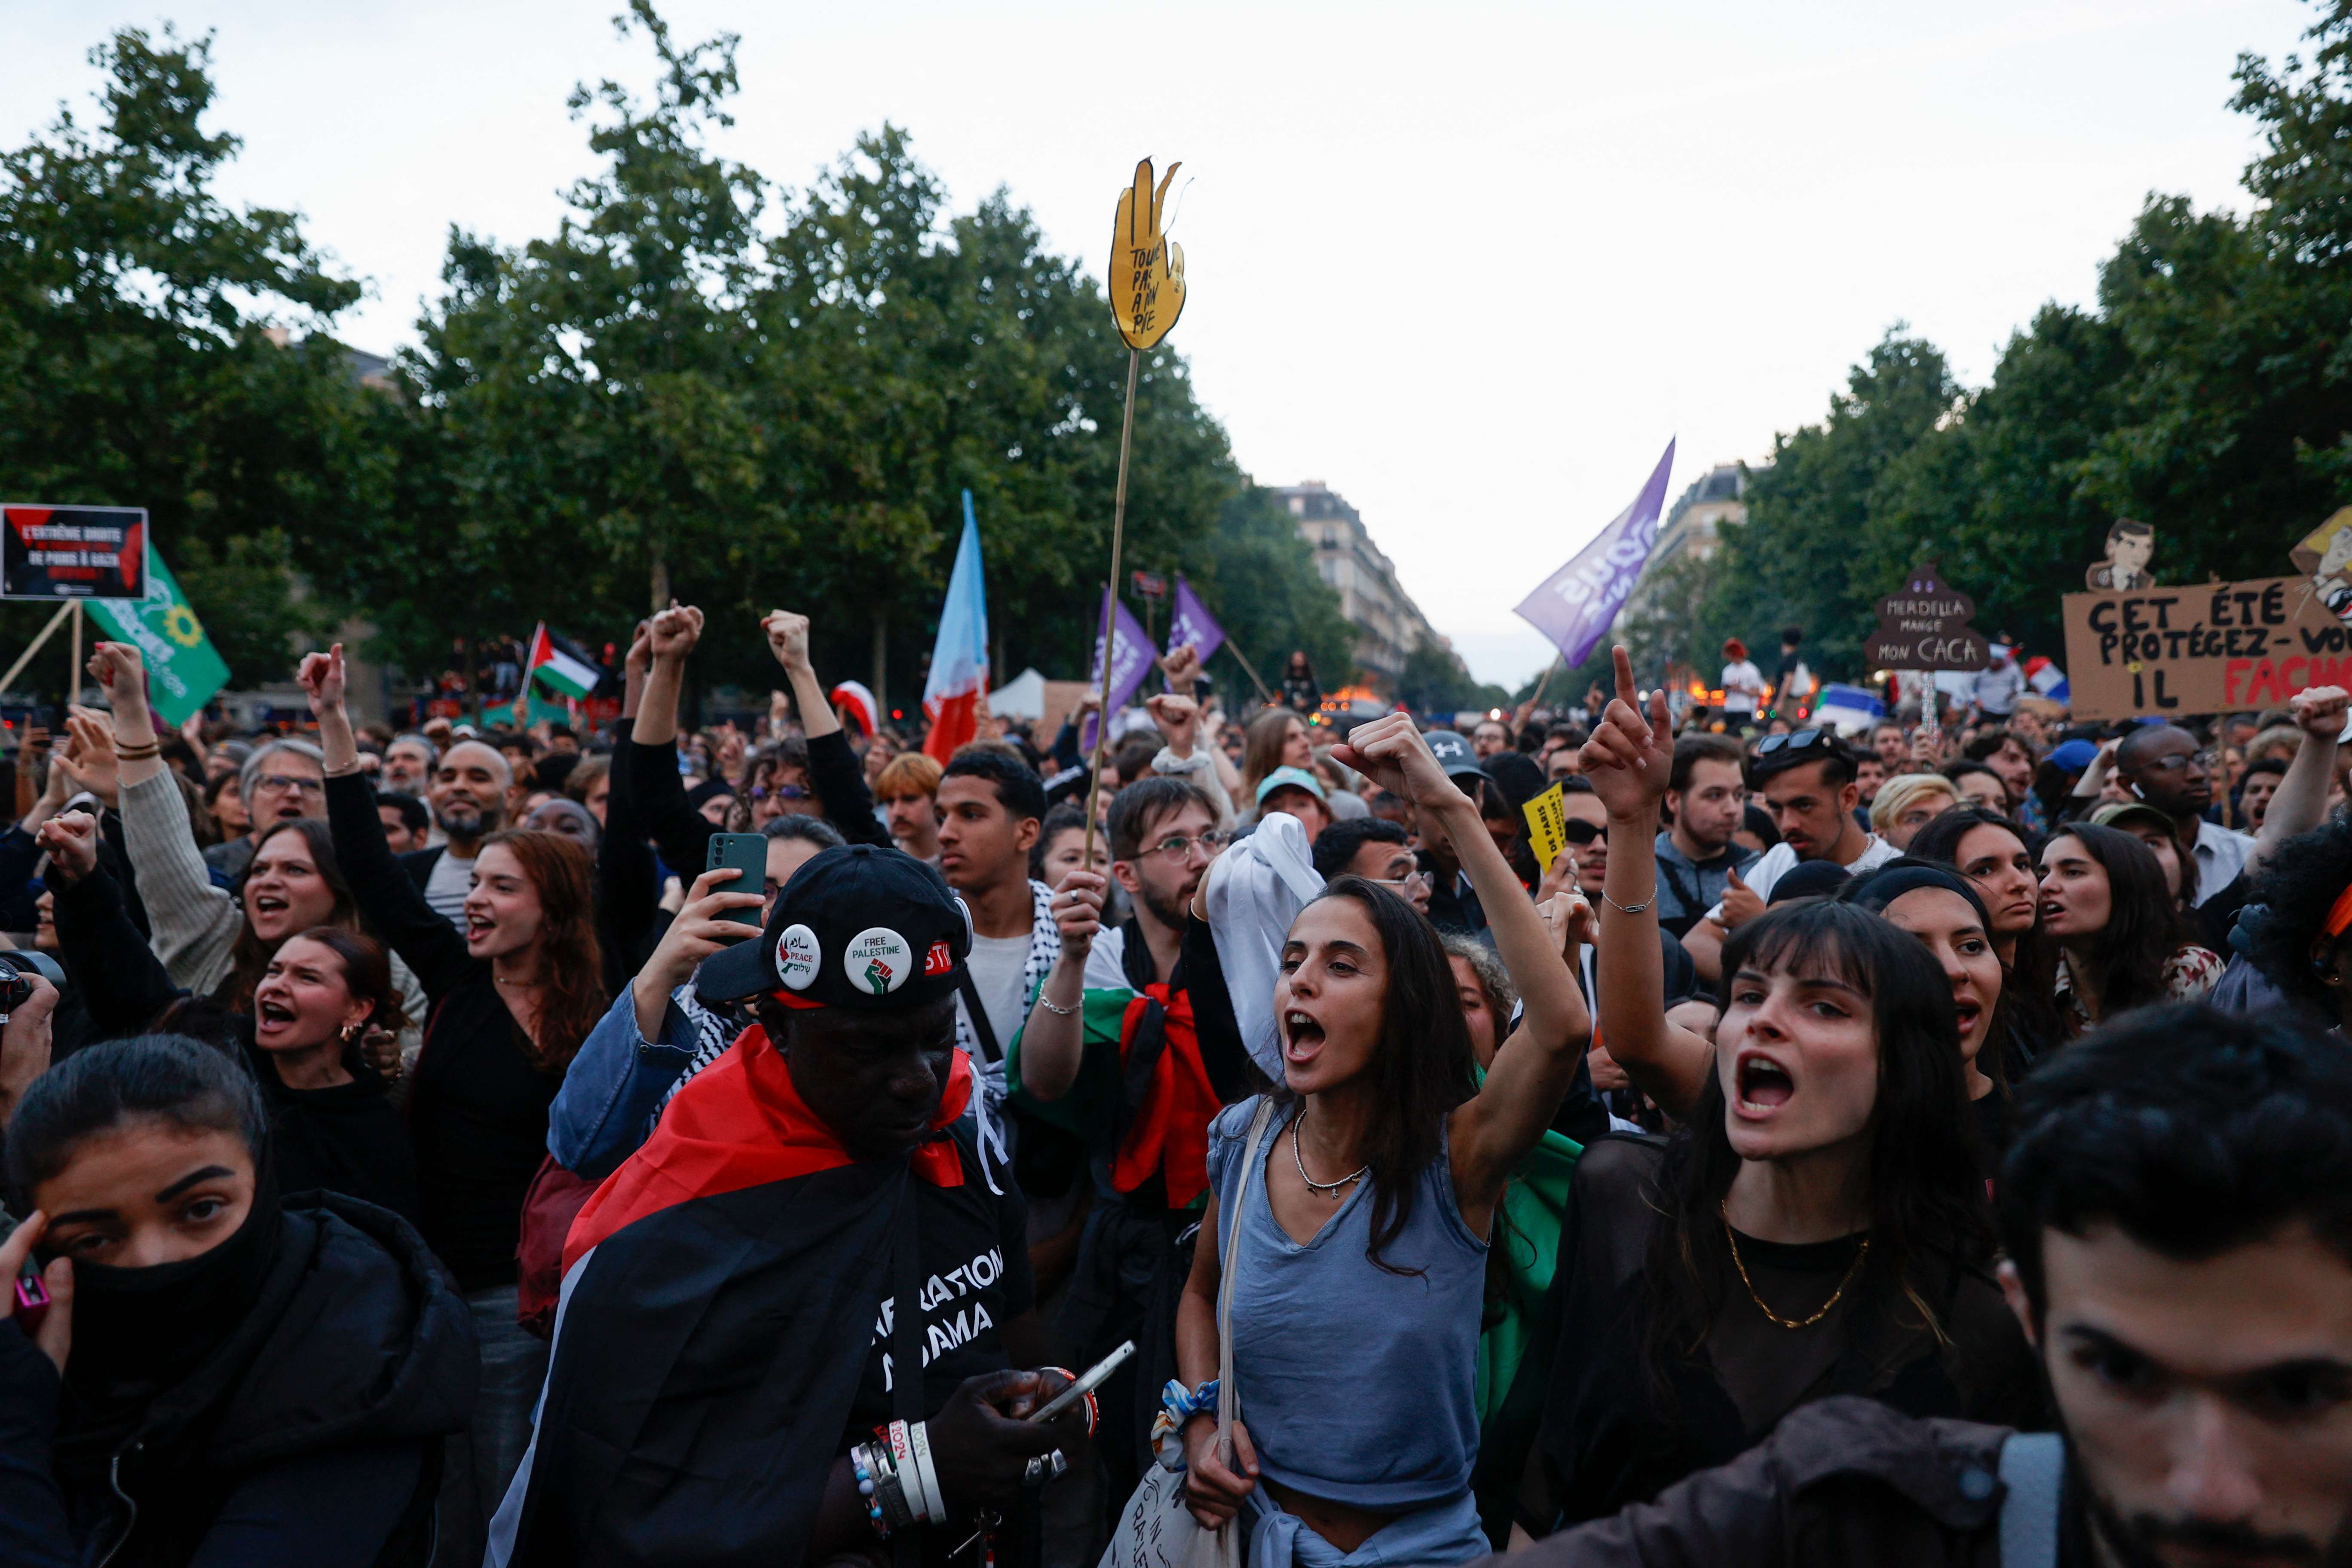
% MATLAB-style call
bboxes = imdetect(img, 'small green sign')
[82,546,230,727]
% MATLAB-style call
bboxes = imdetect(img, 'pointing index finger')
[1613,646,1636,710]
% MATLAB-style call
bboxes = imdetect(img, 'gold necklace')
[1719,1200,1870,1330]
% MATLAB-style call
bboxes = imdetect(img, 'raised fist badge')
[1109,157,1185,351]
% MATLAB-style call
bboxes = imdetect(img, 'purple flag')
[1512,439,1677,667]
[1166,575,1226,666]
[1082,585,1159,750]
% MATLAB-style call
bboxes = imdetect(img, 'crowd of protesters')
[0,606,2351,1568]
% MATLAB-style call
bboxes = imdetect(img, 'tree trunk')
[871,606,888,717]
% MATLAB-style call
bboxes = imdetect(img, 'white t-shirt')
[961,932,1034,1055]
[2192,821,2257,908]
[1703,834,1900,925]
[1721,660,1764,714]
[423,848,475,928]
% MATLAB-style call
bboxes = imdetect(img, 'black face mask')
[61,1174,283,1402]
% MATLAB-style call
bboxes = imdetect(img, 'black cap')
[695,843,971,1010]
[1423,729,1487,781]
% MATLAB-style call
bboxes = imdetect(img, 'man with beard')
[1009,775,1254,1509]
[401,736,512,927]
[2116,723,2253,908]
[1651,735,1757,940]
[1682,730,1896,984]
[1481,1004,2352,1568]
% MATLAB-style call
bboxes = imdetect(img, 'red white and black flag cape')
[487,1028,981,1568]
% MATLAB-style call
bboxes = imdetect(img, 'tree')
[0,25,376,686]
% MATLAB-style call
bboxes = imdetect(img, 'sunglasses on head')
[1753,727,1831,757]
[1562,820,1607,845]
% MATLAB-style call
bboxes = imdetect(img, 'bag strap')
[1996,1431,2064,1568]
[1212,1099,1278,1466]
[956,970,1003,1064]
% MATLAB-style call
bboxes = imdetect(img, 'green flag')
[83,546,230,728]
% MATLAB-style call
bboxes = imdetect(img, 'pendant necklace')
[1291,1110,1367,1199]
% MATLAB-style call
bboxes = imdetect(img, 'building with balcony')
[1278,481,1441,694]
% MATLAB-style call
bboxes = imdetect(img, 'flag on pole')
[1167,575,1226,666]
[1512,439,1678,668]
[525,623,601,701]
[81,543,228,728]
[922,491,991,762]
[2024,656,2070,704]
[1083,586,1158,751]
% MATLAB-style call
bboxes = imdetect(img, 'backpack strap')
[1997,1431,2065,1568]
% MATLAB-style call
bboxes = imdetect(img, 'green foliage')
[1681,0,2352,680]
[2,9,1351,714]
[1397,637,1509,715]
[0,24,376,684]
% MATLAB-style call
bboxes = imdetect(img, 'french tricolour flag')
[921,491,990,762]
[2024,656,2069,704]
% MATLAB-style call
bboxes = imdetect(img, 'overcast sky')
[6,0,2318,685]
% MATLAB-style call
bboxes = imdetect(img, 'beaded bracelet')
[850,1444,892,1538]
[1044,1366,1100,1436]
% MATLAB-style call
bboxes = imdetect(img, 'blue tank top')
[1204,1097,1488,1509]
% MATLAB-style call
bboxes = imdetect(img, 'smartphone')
[1029,1340,1135,1424]
[705,833,767,929]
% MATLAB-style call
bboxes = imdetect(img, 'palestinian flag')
[525,623,600,701]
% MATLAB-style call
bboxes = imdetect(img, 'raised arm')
[1578,648,1716,1119]
[1013,869,1107,1102]
[766,610,888,846]
[627,606,722,875]
[87,642,239,988]
[1330,715,1591,1223]
[40,811,181,1036]
[2249,686,2348,870]
[299,646,472,996]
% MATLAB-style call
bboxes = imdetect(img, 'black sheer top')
[1526,1136,2044,1529]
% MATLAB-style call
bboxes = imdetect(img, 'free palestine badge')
[844,928,914,995]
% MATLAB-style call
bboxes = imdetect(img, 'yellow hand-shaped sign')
[1109,158,1185,350]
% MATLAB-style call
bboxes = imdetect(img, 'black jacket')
[1493,1397,2020,1567]
[1,1193,478,1568]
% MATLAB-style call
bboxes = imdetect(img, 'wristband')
[1035,994,1078,1017]
[907,1419,946,1524]
[1044,1366,1099,1436]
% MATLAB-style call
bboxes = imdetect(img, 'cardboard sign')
[1522,781,1568,873]
[1,505,146,600]
[1862,562,1988,671]
[2289,507,2352,627]
[1109,158,1185,351]
[2060,577,2345,719]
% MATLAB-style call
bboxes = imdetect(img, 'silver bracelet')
[1601,889,1654,916]
[1035,994,1079,1017]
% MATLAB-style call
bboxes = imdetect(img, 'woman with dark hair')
[0,1035,474,1567]
[2039,822,2219,1036]
[1518,653,2038,1530]
[1905,806,2064,1068]
[39,811,421,1221]
[87,638,429,1051]
[1173,716,1589,1565]
[303,644,608,1564]
[1838,861,2010,1173]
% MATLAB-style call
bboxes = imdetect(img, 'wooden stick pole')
[0,602,77,700]
[68,603,81,709]
[1527,651,1564,710]
[1080,348,1143,866]
[1221,639,1275,705]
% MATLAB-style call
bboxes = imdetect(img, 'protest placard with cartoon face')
[2290,507,2352,624]
[2086,518,2156,592]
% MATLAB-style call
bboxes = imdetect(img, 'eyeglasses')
[751,783,810,800]
[1753,728,1830,757]
[1369,869,1433,894]
[1561,820,1608,845]
[2134,753,2207,776]
[254,774,325,796]
[1140,829,1234,862]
